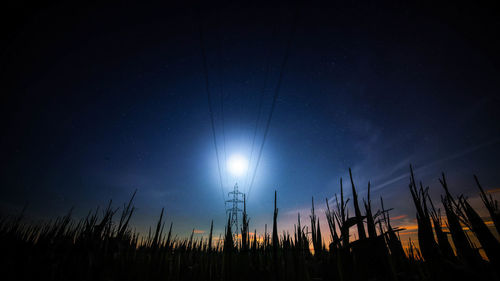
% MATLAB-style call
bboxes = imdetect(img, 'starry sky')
[1,1,499,238]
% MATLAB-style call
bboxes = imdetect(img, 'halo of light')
[227,154,248,176]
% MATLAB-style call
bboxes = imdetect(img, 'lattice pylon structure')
[225,183,244,236]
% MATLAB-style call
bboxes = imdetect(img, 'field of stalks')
[1,166,499,281]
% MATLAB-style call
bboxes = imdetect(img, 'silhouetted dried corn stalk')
[427,191,455,259]
[474,175,500,235]
[272,190,280,280]
[222,216,233,281]
[152,207,164,249]
[363,181,377,239]
[439,173,482,267]
[408,165,441,261]
[380,197,406,261]
[349,168,367,240]
[117,189,136,239]
[334,177,350,248]
[241,195,249,252]
[310,197,323,255]
[460,196,500,267]
[325,197,340,250]
[207,220,213,252]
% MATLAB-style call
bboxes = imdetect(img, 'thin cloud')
[391,214,408,220]
[371,137,500,193]
[486,188,500,194]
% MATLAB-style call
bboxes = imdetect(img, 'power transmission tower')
[225,183,244,235]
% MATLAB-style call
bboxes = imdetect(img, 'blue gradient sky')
[1,2,499,238]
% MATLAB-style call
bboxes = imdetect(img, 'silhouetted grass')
[0,166,499,280]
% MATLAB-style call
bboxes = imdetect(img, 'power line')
[243,21,277,194]
[215,9,229,189]
[197,10,226,204]
[247,8,299,199]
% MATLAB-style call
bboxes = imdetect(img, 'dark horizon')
[1,1,500,239]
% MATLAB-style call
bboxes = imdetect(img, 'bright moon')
[227,154,248,176]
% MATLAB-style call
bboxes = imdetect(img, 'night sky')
[1,1,499,237]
